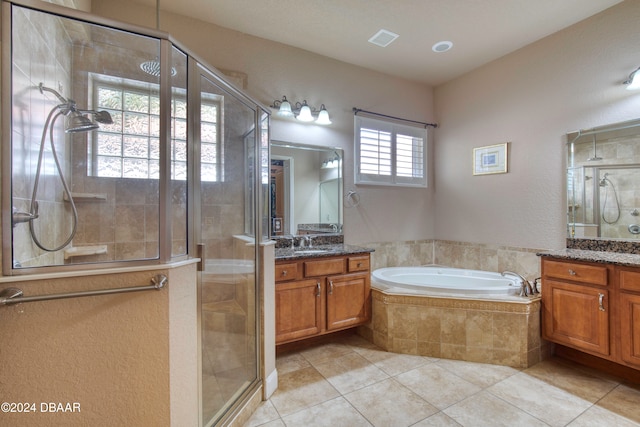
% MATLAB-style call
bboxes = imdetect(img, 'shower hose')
[29,105,78,251]
[601,177,621,225]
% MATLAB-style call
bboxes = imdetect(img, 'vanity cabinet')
[618,268,640,367]
[542,259,609,356]
[541,257,640,371]
[275,253,371,344]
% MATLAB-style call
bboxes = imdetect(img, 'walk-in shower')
[11,83,113,251]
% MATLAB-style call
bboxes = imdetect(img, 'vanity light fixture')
[270,96,332,125]
[321,156,340,169]
[623,66,640,90]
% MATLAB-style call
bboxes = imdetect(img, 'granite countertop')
[537,249,640,267]
[275,244,374,261]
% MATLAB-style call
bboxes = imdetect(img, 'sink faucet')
[502,271,535,297]
[296,235,312,248]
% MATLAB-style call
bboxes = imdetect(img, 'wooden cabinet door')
[326,273,370,331]
[276,279,323,344]
[542,279,610,356]
[620,292,640,368]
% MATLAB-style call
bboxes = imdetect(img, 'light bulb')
[296,102,314,122]
[277,97,294,117]
[315,105,332,125]
[626,70,640,91]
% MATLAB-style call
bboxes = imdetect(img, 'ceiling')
[136,0,622,86]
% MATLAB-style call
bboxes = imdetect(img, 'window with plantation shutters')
[355,115,427,187]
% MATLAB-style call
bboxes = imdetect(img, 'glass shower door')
[195,64,259,425]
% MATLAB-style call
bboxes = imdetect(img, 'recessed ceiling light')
[432,41,453,53]
[368,29,399,47]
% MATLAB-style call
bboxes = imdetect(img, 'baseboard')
[264,369,278,399]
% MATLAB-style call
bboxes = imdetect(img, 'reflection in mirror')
[270,141,343,237]
[567,118,640,240]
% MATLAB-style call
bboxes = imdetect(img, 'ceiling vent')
[368,29,399,47]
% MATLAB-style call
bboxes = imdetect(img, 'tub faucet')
[502,271,534,297]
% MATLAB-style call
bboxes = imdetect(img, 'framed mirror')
[270,141,343,237]
[567,118,640,240]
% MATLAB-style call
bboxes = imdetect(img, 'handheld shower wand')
[11,83,113,252]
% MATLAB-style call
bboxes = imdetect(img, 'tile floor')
[244,334,640,427]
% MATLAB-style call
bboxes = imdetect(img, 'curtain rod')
[352,108,438,128]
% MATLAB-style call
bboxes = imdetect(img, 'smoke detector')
[368,29,399,47]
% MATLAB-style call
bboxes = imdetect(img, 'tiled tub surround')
[358,239,546,368]
[365,239,542,280]
[363,290,544,368]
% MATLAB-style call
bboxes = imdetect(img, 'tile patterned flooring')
[245,334,640,427]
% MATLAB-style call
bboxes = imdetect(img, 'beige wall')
[433,1,640,251]
[0,263,198,427]
[91,0,437,246]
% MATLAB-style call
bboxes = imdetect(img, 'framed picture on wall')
[473,143,509,175]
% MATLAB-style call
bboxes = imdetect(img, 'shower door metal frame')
[187,58,268,426]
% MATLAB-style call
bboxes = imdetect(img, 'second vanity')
[274,239,374,345]
[539,243,640,377]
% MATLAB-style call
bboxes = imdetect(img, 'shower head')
[66,111,99,133]
[65,109,112,132]
[92,110,113,124]
[38,83,113,132]
[140,57,177,77]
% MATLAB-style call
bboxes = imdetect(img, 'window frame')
[354,115,428,188]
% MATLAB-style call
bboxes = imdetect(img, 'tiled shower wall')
[366,239,541,279]
[11,8,73,267]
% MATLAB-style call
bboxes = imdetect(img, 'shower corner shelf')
[64,245,108,260]
[63,192,108,202]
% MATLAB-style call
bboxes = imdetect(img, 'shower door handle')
[197,244,205,272]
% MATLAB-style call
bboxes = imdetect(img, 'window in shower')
[355,115,428,187]
[88,76,221,182]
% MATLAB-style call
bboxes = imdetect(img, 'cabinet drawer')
[275,262,298,282]
[543,259,608,286]
[304,258,345,277]
[348,255,370,272]
[620,269,640,292]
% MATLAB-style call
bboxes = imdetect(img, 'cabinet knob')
[357,262,363,268]
[568,269,576,276]
[281,270,287,276]
[598,293,606,312]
